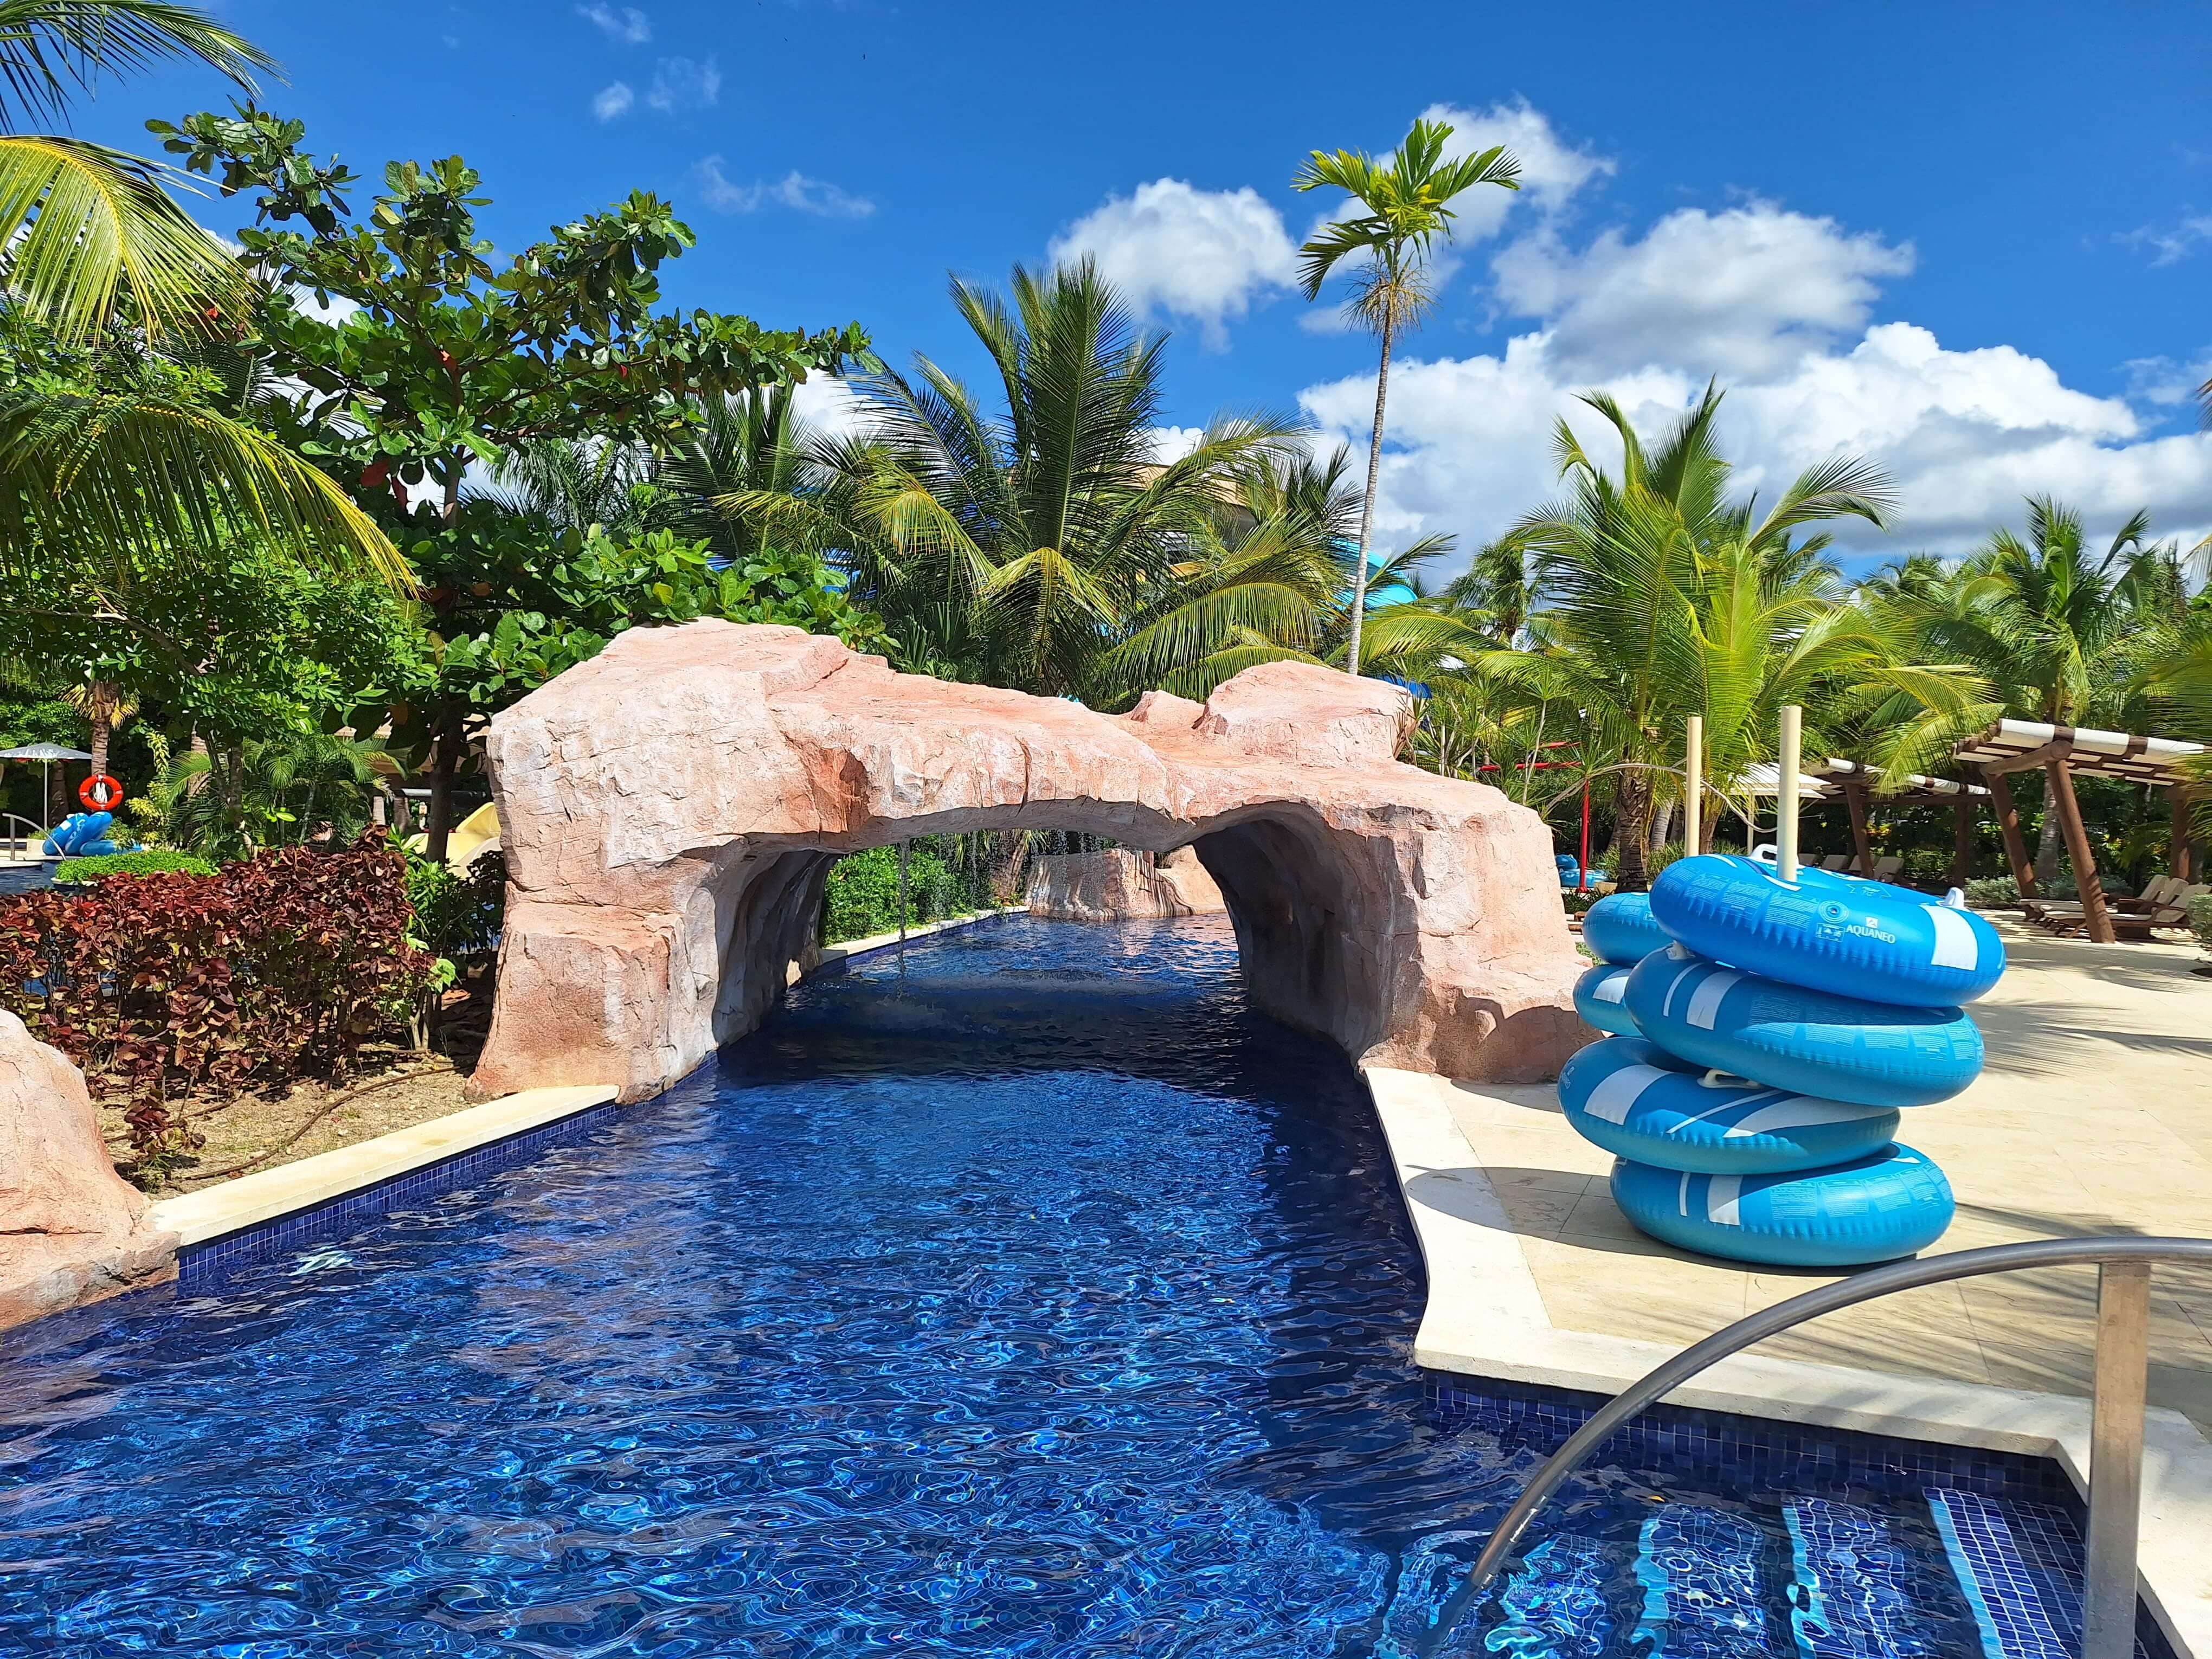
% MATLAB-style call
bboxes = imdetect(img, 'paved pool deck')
[1367,915,2212,1659]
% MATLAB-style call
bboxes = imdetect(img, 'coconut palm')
[1293,117,1519,675]
[1872,498,2179,879]
[1101,445,1469,699]
[1463,387,1983,889]
[730,259,1303,698]
[0,1,271,342]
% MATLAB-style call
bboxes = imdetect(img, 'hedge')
[1,831,435,1163]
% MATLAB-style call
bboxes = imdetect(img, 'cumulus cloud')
[1493,202,1915,380]
[577,3,650,43]
[647,55,720,113]
[1416,100,1612,240]
[695,157,875,218]
[1298,195,2212,563]
[1049,179,1298,348]
[2124,352,2212,407]
[1147,426,1207,463]
[591,80,634,121]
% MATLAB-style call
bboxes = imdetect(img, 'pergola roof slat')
[1951,719,2207,788]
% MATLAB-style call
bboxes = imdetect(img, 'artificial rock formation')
[0,1012,177,1329]
[472,620,1585,1102]
[1026,846,1227,922]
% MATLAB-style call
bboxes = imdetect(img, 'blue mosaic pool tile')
[176,1097,624,1289]
[1631,1506,1774,1659]
[1928,1489,2163,1659]
[1422,1372,2077,1507]
[1785,1498,1921,1659]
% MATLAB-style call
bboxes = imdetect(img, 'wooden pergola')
[1950,720,2208,943]
[1802,758,1992,888]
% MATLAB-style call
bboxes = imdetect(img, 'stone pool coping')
[1363,1064,2212,1659]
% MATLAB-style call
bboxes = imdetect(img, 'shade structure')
[0,744,93,845]
[1950,719,2208,942]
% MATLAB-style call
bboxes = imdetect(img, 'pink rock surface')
[0,1011,176,1330]
[1026,846,1227,922]
[473,621,1587,1101]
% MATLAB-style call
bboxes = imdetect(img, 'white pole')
[1684,716,1703,859]
[1778,705,1802,882]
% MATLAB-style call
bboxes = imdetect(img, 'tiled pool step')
[1407,1490,2160,1659]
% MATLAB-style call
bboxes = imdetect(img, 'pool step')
[1631,1505,1778,1659]
[1785,1497,1947,1659]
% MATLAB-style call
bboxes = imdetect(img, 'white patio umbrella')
[0,743,93,837]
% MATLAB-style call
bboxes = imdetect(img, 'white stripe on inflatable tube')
[1686,969,1741,1031]
[1583,1064,1670,1124]
[1592,973,1626,1004]
[1707,1174,1745,1227]
[1923,902,1978,971]
[1722,1097,1893,1138]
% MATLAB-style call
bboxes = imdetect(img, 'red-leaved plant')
[0,829,436,1169]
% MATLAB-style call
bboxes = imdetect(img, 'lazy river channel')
[0,917,2074,1657]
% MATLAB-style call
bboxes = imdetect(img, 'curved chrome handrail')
[1437,1236,2212,1659]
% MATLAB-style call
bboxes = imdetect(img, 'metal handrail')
[1438,1236,2212,1659]
[2,811,50,859]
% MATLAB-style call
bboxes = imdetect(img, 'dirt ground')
[95,964,496,1198]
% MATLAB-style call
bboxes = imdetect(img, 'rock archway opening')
[470,621,1585,1103]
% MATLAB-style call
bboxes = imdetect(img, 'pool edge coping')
[1360,1062,2212,1659]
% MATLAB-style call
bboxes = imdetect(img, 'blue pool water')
[0,918,2098,1656]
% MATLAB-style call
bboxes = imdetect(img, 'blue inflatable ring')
[1610,1144,1954,1267]
[1623,948,1982,1108]
[1560,1037,1900,1175]
[1650,853,2004,1007]
[1573,963,1643,1037]
[1580,892,1673,967]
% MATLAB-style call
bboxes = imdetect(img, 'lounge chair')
[2039,884,2206,939]
[1818,853,1850,871]
[1868,855,1904,881]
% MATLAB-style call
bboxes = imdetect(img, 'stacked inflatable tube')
[1557,853,2003,1267]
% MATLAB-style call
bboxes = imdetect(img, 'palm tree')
[1101,445,1465,699]
[0,1,272,342]
[1464,387,1980,890]
[62,676,133,773]
[1293,117,1519,676]
[731,259,1302,699]
[1874,497,2164,880]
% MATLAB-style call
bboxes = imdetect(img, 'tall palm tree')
[62,675,132,773]
[1464,387,1979,890]
[1293,117,1519,675]
[731,259,1302,698]
[0,1,269,342]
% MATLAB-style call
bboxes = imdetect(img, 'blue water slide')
[1610,1144,1955,1267]
[1560,1036,1900,1175]
[1623,949,1983,1109]
[1650,854,2004,1007]
[1580,891,1673,967]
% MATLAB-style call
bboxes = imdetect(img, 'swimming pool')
[0,917,2117,1656]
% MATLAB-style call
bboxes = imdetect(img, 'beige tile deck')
[1442,917,2212,1430]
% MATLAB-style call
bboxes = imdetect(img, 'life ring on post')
[78,773,123,811]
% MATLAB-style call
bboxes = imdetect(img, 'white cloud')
[1147,426,1206,463]
[1049,178,1297,348]
[1298,196,2212,563]
[591,81,634,121]
[577,3,650,43]
[2119,212,2212,266]
[2124,353,2212,408]
[646,55,720,113]
[1493,202,1915,379]
[695,157,875,219]
[1416,100,1613,240]
[791,373,872,440]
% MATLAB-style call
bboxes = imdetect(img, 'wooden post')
[1842,780,1874,876]
[1684,716,1702,859]
[1985,768,2037,899]
[2044,758,2114,943]
[1951,796,1976,889]
[1777,705,1802,882]
[2171,786,2195,884]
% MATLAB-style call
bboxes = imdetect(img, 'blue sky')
[80,0,2212,569]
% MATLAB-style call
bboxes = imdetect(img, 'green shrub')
[1964,877,2021,907]
[405,847,506,961]
[2187,893,2212,953]
[54,850,216,883]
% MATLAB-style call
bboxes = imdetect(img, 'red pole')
[1580,780,1591,890]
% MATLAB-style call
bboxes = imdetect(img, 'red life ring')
[79,773,123,811]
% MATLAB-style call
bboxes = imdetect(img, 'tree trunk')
[87,681,118,776]
[1346,310,1395,678]
[2032,793,2063,884]
[425,699,462,864]
[220,744,245,839]
[1613,770,1655,892]
[1647,798,1675,860]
